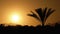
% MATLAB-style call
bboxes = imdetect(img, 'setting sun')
[11,14,19,23]
[9,12,21,24]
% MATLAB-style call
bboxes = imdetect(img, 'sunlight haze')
[0,0,60,26]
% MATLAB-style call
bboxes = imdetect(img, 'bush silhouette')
[0,23,60,33]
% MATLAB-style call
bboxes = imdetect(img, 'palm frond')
[45,9,55,21]
[27,11,40,20]
[42,7,47,22]
[35,8,43,22]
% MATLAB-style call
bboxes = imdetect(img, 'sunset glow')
[11,14,19,23]
[9,12,21,24]
[0,0,60,26]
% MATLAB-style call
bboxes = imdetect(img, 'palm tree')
[28,8,55,26]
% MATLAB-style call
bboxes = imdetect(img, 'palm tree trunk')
[41,21,45,31]
[42,22,44,26]
[42,21,44,27]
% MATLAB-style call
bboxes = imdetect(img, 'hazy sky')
[0,0,60,26]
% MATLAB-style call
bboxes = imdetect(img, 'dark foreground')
[0,23,60,34]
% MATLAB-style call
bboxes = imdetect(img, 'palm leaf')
[42,7,47,22]
[27,11,40,20]
[35,8,43,22]
[45,9,55,21]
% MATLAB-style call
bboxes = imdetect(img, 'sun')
[12,15,19,22]
[10,13,20,24]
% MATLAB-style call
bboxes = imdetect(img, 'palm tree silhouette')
[28,8,55,26]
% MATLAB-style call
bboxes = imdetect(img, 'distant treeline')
[0,23,60,33]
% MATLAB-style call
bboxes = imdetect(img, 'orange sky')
[0,0,60,26]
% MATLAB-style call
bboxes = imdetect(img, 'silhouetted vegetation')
[0,22,60,33]
[28,8,55,26]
